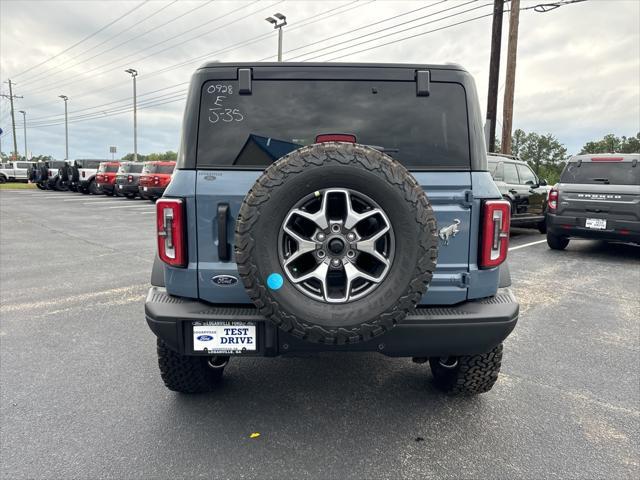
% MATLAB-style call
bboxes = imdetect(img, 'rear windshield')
[118,163,143,174]
[143,163,175,174]
[197,80,470,170]
[98,163,119,173]
[560,162,639,186]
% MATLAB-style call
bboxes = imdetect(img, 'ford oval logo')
[197,335,214,341]
[212,275,238,286]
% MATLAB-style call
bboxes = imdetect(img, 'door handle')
[217,203,231,261]
[509,189,518,195]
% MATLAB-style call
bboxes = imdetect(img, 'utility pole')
[18,111,27,159]
[125,69,138,162]
[501,0,520,155]
[59,95,69,160]
[1,80,23,159]
[486,0,504,153]
[265,13,287,62]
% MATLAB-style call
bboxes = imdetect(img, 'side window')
[492,162,504,180]
[503,162,519,184]
[17,162,30,168]
[516,164,537,185]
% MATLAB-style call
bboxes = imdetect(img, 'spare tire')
[235,142,438,345]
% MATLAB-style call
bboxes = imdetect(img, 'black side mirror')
[539,178,548,186]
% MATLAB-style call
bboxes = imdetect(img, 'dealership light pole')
[265,13,287,62]
[59,95,69,160]
[18,110,27,159]
[125,68,138,162]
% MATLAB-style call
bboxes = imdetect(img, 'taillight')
[157,198,186,267]
[82,171,85,178]
[128,175,133,183]
[48,171,52,177]
[548,188,559,211]
[153,175,160,185]
[479,200,510,269]
[315,134,356,143]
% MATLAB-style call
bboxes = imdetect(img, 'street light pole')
[18,110,27,159]
[265,13,287,62]
[125,69,138,162]
[59,95,69,160]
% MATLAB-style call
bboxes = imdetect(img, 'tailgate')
[195,171,471,306]
[558,184,640,223]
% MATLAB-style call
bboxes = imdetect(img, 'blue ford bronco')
[145,63,518,395]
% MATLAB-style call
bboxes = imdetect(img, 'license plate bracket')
[191,321,257,354]
[585,218,607,230]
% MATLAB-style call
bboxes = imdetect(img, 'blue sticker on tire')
[267,273,284,290]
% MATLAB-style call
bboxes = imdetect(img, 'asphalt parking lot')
[1,189,638,479]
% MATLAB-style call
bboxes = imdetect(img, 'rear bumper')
[145,287,519,357]
[116,184,138,194]
[98,183,115,193]
[139,186,165,197]
[547,213,640,243]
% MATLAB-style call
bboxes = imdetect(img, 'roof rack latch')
[416,70,430,97]
[238,68,252,95]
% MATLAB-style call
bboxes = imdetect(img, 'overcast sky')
[1,0,638,160]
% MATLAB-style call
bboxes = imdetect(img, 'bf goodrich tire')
[157,339,227,393]
[547,232,569,250]
[429,344,503,395]
[236,142,438,345]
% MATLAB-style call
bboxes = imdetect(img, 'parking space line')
[509,239,547,251]
[105,204,154,209]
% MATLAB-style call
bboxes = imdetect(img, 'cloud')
[1,0,638,159]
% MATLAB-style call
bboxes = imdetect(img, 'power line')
[300,1,492,62]
[19,1,371,114]
[267,0,448,60]
[10,1,149,80]
[22,0,273,96]
[18,1,179,87]
[323,11,495,61]
[18,0,213,90]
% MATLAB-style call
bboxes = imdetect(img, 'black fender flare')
[498,262,512,288]
[151,254,165,287]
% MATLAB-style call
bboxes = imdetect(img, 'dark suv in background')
[115,162,144,198]
[546,153,640,249]
[488,154,550,233]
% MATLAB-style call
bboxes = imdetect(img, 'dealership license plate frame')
[585,218,607,230]
[191,321,258,355]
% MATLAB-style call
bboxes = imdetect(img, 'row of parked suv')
[24,159,176,200]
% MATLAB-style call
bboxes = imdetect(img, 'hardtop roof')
[197,61,467,72]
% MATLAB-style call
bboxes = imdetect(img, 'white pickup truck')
[0,161,31,183]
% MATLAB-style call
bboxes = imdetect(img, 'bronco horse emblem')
[438,219,461,245]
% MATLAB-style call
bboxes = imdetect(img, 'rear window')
[79,160,102,169]
[98,163,119,173]
[560,162,639,186]
[118,163,143,174]
[197,80,470,170]
[49,161,66,168]
[16,162,30,168]
[143,163,175,174]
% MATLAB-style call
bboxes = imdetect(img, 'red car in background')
[95,161,121,196]
[138,161,175,200]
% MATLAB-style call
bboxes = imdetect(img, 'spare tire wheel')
[236,142,438,345]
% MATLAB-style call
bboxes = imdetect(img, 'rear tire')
[429,344,503,395]
[0,176,6,184]
[89,179,101,195]
[537,218,547,234]
[156,339,228,393]
[547,232,569,250]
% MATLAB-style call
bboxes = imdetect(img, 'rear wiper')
[591,178,610,184]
